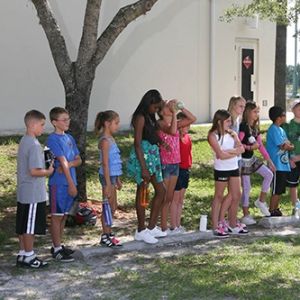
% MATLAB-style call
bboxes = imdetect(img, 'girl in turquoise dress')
[127,89,166,244]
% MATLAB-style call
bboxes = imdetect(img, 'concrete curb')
[75,223,300,260]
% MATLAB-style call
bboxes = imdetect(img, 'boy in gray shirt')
[16,110,54,268]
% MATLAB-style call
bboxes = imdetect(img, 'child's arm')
[256,134,276,172]
[30,163,54,177]
[99,138,112,198]
[208,132,241,160]
[116,176,122,190]
[68,155,82,168]
[56,156,77,197]
[158,101,178,135]
[133,115,150,183]
[177,107,197,128]
[280,141,294,151]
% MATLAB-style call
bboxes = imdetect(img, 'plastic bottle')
[44,146,55,169]
[175,101,184,111]
[199,215,207,232]
[295,200,300,219]
[140,183,149,208]
[102,198,113,226]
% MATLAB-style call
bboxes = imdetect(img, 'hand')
[268,161,276,172]
[47,163,54,176]
[104,183,112,199]
[141,168,151,183]
[56,166,63,174]
[251,142,259,150]
[167,99,177,113]
[68,183,78,197]
[290,159,296,169]
[115,178,122,190]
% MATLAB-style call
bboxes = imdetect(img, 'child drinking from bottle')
[158,101,196,233]
[94,110,123,247]
[239,101,275,225]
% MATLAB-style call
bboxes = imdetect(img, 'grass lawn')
[1,124,300,298]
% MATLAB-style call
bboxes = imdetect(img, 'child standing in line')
[16,110,54,268]
[94,110,123,247]
[282,100,300,214]
[158,100,196,233]
[267,106,294,216]
[219,96,246,227]
[127,89,166,244]
[208,109,247,237]
[47,107,82,262]
[239,102,275,225]
[171,112,193,233]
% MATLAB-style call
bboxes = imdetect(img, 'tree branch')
[92,0,159,67]
[31,0,73,87]
[77,0,102,65]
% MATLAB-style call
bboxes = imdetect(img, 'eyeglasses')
[56,118,71,122]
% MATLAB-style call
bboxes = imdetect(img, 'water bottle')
[295,200,300,219]
[102,198,113,226]
[44,146,55,169]
[140,183,149,208]
[175,101,184,111]
[199,215,208,232]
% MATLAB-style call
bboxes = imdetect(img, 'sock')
[23,251,35,263]
[54,246,62,253]
[18,250,25,256]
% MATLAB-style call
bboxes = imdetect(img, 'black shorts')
[286,161,300,188]
[272,171,288,195]
[175,168,190,191]
[214,169,240,182]
[16,202,46,235]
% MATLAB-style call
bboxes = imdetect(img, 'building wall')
[0,0,275,134]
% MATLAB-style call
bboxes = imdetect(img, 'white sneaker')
[228,225,249,235]
[255,199,271,216]
[134,229,158,244]
[241,215,256,225]
[166,227,181,235]
[177,226,186,233]
[148,226,167,238]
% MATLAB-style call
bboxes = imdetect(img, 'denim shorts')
[162,163,179,179]
[99,174,118,187]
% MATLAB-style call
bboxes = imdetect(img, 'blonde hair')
[227,96,246,124]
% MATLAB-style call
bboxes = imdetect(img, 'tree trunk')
[274,23,287,109]
[65,67,94,201]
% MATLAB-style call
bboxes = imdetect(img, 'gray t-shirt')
[17,135,47,204]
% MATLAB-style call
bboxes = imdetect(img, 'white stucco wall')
[0,0,275,134]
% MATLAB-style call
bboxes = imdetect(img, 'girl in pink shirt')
[158,100,196,233]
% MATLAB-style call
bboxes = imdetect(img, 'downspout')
[209,0,215,121]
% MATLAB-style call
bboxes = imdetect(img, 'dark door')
[241,48,254,101]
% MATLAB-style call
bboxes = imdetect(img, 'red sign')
[243,56,252,69]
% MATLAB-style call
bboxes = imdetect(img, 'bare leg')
[51,215,64,247]
[136,184,146,232]
[228,176,242,228]
[148,176,165,230]
[290,187,298,206]
[211,181,227,230]
[166,176,179,230]
[22,234,35,252]
[270,194,280,211]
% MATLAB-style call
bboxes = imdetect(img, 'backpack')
[75,203,97,226]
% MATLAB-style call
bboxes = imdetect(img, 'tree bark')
[274,23,287,109]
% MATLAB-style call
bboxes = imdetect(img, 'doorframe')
[235,38,259,102]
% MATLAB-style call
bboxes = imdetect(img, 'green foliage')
[221,0,293,25]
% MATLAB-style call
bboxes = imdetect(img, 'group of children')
[16,90,300,268]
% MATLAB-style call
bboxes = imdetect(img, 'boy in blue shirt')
[266,106,294,216]
[47,107,82,262]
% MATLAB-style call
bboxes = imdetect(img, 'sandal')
[109,232,122,247]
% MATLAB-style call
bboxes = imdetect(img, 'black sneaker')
[100,234,114,247]
[52,248,74,262]
[51,245,74,256]
[270,208,283,217]
[21,255,48,269]
[16,255,24,267]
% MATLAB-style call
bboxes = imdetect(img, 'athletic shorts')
[214,169,240,182]
[99,174,118,187]
[49,185,75,215]
[272,171,288,195]
[286,162,300,188]
[162,163,179,179]
[175,168,190,191]
[16,201,46,235]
